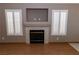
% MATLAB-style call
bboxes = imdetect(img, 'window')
[5,9,23,36]
[51,10,68,36]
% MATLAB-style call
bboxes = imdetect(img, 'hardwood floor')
[0,43,79,55]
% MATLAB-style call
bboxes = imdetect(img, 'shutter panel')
[51,10,60,35]
[14,11,23,35]
[6,11,14,35]
[59,10,68,35]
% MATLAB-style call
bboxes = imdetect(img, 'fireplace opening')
[30,30,44,43]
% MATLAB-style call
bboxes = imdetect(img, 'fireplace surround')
[26,27,49,44]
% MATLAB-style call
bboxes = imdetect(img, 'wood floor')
[0,43,79,55]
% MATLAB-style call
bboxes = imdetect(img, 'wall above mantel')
[26,8,48,22]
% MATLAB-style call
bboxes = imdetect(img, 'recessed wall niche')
[26,8,48,22]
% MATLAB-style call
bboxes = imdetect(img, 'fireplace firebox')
[30,30,44,43]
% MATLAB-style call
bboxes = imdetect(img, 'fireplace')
[26,27,49,44]
[30,30,44,43]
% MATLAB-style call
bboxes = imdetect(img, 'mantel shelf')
[24,22,50,27]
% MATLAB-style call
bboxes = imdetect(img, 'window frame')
[51,10,68,36]
[5,9,23,36]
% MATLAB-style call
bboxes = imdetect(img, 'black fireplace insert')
[30,30,44,43]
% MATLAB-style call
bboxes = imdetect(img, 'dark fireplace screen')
[30,30,44,43]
